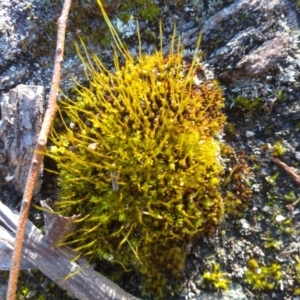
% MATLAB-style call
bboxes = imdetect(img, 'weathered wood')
[0,202,141,300]
[41,199,80,246]
[0,229,34,271]
[0,85,44,196]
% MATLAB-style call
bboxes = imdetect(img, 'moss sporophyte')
[46,0,251,297]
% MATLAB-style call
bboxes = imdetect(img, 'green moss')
[284,190,296,202]
[203,263,231,290]
[247,258,259,269]
[294,256,300,295]
[265,172,279,186]
[272,141,286,157]
[120,12,131,23]
[275,89,287,102]
[119,0,160,22]
[50,48,224,296]
[17,285,29,299]
[245,259,282,291]
[233,95,261,113]
[46,0,250,297]
[137,3,160,22]
[224,122,236,139]
[264,238,281,250]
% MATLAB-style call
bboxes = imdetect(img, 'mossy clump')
[46,1,247,297]
[119,0,160,22]
[272,140,286,157]
[203,263,231,290]
[294,256,300,295]
[245,259,282,291]
[233,95,261,114]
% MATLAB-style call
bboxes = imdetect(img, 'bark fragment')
[0,85,44,197]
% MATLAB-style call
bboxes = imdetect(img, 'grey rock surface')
[0,0,299,97]
[196,283,248,300]
[1,0,300,300]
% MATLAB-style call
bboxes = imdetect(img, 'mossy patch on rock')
[46,0,251,298]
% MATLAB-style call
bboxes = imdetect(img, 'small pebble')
[275,215,286,223]
[246,131,255,138]
[88,143,98,150]
[237,219,250,229]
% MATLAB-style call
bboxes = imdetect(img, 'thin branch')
[7,0,72,299]
[270,157,300,185]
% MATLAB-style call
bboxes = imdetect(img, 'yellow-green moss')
[203,263,231,290]
[46,0,250,298]
[272,141,286,157]
[245,259,282,291]
[233,95,261,113]
[294,256,300,295]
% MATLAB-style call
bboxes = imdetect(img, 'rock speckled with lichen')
[1,0,300,299]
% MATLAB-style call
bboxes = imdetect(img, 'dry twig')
[270,157,300,185]
[7,0,72,298]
